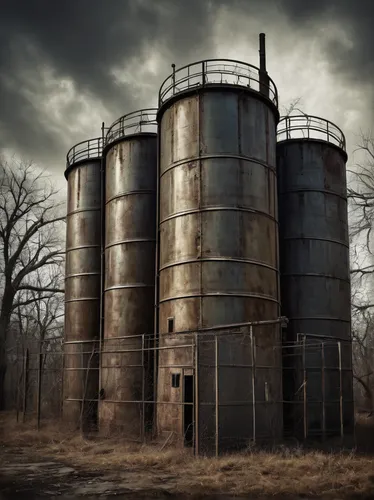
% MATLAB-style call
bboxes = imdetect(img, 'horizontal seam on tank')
[159,292,279,303]
[158,84,280,119]
[64,157,102,178]
[160,206,278,224]
[65,272,101,279]
[105,189,155,205]
[63,339,99,344]
[66,244,100,252]
[104,284,154,292]
[286,316,350,323]
[105,238,156,249]
[65,297,100,303]
[281,273,350,283]
[66,207,100,216]
[159,257,278,272]
[160,154,276,178]
[63,368,99,371]
[281,236,349,248]
[279,188,347,201]
[63,398,98,402]
[276,138,348,158]
[103,132,157,154]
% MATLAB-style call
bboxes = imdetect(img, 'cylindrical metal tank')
[99,109,157,437]
[156,59,283,451]
[63,138,102,430]
[277,115,354,438]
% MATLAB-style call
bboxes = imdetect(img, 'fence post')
[302,336,307,440]
[37,342,43,430]
[250,325,256,444]
[321,342,326,441]
[194,333,199,456]
[215,335,219,457]
[338,341,344,441]
[141,334,145,444]
[16,343,19,423]
[80,343,96,433]
[22,348,29,423]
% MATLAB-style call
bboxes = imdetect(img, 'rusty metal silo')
[99,109,157,437]
[156,36,283,452]
[277,115,354,439]
[63,138,102,430]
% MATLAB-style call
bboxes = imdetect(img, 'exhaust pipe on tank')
[259,33,266,73]
[259,33,269,98]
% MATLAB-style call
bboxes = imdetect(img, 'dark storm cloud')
[276,0,374,87]
[0,0,373,168]
[0,0,215,166]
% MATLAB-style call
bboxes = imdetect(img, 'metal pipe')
[153,119,161,437]
[215,336,219,457]
[302,336,307,440]
[259,33,269,98]
[259,33,266,72]
[16,343,19,423]
[250,326,256,443]
[321,342,326,441]
[142,334,145,443]
[194,333,199,456]
[22,349,29,423]
[171,63,176,95]
[36,342,42,430]
[338,341,344,439]
[99,124,106,411]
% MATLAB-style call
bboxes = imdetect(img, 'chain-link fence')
[12,337,63,426]
[9,321,355,455]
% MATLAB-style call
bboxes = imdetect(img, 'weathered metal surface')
[277,119,353,438]
[63,139,102,430]
[277,140,350,339]
[156,62,282,448]
[158,90,279,330]
[100,114,157,436]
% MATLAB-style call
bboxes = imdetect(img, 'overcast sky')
[1,0,373,193]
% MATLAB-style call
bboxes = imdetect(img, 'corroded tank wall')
[277,115,354,438]
[63,138,102,430]
[156,59,283,450]
[99,109,157,437]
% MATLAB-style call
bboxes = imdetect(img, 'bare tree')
[348,132,374,410]
[348,133,374,258]
[0,156,65,410]
[351,308,374,411]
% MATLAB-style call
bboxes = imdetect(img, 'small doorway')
[183,375,194,447]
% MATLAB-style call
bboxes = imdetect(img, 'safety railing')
[159,59,278,107]
[106,108,158,146]
[277,115,346,151]
[66,137,103,168]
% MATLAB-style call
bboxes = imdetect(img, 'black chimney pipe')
[259,33,269,98]
[259,33,266,73]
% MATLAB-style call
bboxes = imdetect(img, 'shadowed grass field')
[0,412,374,498]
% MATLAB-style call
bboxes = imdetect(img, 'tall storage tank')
[277,115,354,439]
[100,109,157,437]
[156,47,283,452]
[63,138,102,430]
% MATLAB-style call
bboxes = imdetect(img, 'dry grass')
[1,412,374,498]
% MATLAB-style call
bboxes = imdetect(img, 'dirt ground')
[1,413,374,499]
